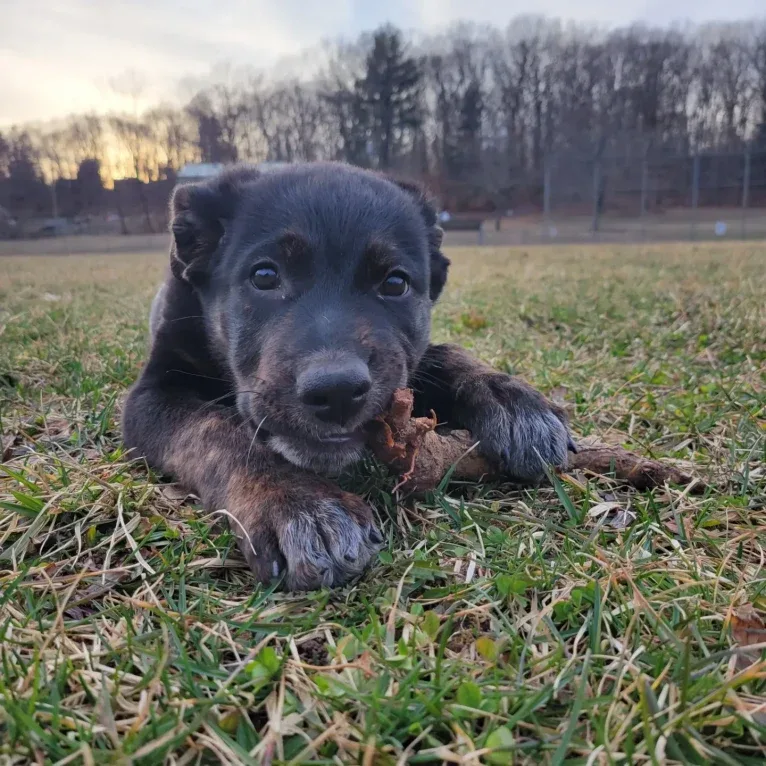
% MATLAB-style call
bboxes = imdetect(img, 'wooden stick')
[365,389,702,493]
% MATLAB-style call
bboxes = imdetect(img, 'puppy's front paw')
[227,473,382,591]
[463,375,571,483]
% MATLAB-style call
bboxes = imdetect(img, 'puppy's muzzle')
[296,356,372,427]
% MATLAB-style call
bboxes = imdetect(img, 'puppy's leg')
[411,344,571,482]
[122,383,381,590]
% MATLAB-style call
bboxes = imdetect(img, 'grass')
[0,241,765,764]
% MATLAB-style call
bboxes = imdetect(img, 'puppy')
[122,163,570,590]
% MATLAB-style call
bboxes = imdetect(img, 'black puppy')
[122,163,570,590]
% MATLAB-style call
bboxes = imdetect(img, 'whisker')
[409,370,449,391]
[246,416,268,467]
[410,368,445,384]
[168,369,232,383]
[192,389,265,418]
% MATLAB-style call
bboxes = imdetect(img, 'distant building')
[176,163,226,184]
[176,161,290,185]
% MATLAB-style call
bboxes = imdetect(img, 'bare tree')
[110,115,156,231]
[751,24,766,143]
[144,105,198,175]
[186,82,248,163]
[319,38,370,165]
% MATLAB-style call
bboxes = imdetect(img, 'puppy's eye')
[251,264,280,291]
[379,271,410,298]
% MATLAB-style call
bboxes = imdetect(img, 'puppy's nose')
[297,358,372,425]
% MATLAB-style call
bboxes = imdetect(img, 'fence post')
[543,153,552,237]
[691,154,700,240]
[591,157,602,235]
[640,152,648,240]
[742,144,751,239]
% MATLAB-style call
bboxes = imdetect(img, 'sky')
[2,0,764,126]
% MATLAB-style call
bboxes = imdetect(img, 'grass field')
[1,242,765,764]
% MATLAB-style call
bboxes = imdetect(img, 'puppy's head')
[169,162,449,474]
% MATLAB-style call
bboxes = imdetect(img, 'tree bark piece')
[365,389,702,493]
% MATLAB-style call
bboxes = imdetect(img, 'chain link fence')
[444,144,766,247]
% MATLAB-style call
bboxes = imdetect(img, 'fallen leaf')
[589,500,635,530]
[218,709,241,734]
[731,605,766,670]
[356,651,374,677]
[607,508,636,529]
[2,432,22,462]
[664,514,687,534]
[43,417,72,442]
[476,636,498,662]
[588,501,624,518]
[732,606,766,645]
[460,310,489,331]
[161,483,195,502]
[485,727,514,765]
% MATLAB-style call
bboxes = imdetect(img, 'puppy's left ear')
[392,178,450,302]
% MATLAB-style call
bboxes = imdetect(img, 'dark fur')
[122,162,570,590]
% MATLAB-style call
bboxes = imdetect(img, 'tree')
[110,115,156,231]
[709,26,757,143]
[0,130,49,219]
[66,115,104,167]
[76,159,104,213]
[424,25,490,184]
[248,80,326,162]
[320,39,372,165]
[752,25,766,147]
[0,132,9,178]
[356,26,423,171]
[145,106,198,174]
[186,84,247,163]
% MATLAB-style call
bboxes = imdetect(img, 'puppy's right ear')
[169,165,260,284]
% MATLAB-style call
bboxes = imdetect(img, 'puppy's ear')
[391,178,450,302]
[169,165,260,284]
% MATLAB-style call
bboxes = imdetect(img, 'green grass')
[1,242,765,764]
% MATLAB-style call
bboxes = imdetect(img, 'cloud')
[417,0,763,28]
[1,0,764,124]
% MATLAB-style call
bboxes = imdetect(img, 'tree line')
[2,15,766,231]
